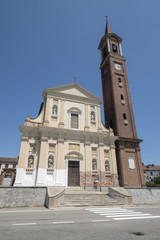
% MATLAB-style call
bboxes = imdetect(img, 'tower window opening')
[118,78,123,87]
[121,95,125,105]
[123,113,127,119]
[103,48,108,59]
[112,44,117,53]
[123,113,128,125]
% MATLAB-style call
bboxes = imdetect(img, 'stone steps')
[59,187,123,207]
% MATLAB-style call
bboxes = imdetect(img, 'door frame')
[68,160,80,186]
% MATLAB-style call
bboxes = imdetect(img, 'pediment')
[43,83,101,103]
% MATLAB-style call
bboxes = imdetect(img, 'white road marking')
[53,221,74,224]
[86,207,160,221]
[12,223,37,226]
[85,207,122,211]
[95,210,135,213]
[106,214,151,218]
[0,210,53,214]
[91,219,110,222]
[100,211,142,215]
[114,216,160,220]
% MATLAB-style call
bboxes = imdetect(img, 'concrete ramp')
[108,187,132,204]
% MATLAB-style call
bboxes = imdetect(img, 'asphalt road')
[0,206,160,240]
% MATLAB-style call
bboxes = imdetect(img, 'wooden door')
[68,161,80,186]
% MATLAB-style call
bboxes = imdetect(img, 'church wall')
[43,94,101,133]
[15,133,118,187]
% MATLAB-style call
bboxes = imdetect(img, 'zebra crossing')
[86,207,160,221]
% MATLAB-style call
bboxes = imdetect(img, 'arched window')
[52,105,58,117]
[48,155,54,169]
[92,158,97,171]
[105,160,110,172]
[28,155,34,168]
[91,111,96,123]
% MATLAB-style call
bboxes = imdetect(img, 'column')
[119,43,123,56]
[58,100,65,128]
[44,97,50,126]
[98,142,104,189]
[36,136,48,186]
[98,142,104,171]
[97,106,102,132]
[14,136,29,186]
[17,136,28,168]
[84,104,90,131]
[84,140,91,188]
[107,37,110,52]
[55,138,65,186]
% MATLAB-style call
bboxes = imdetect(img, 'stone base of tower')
[116,138,146,188]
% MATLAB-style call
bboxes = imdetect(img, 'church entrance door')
[68,161,80,186]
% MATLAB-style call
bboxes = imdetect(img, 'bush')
[154,175,160,184]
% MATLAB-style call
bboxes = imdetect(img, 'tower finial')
[105,16,112,34]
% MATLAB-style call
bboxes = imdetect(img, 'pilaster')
[17,136,28,168]
[98,142,104,171]
[58,100,65,128]
[97,106,102,132]
[44,97,50,126]
[84,104,90,131]
[38,136,48,169]
[56,138,65,169]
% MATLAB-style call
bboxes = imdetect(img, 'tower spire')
[105,16,112,34]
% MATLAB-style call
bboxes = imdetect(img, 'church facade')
[14,84,119,189]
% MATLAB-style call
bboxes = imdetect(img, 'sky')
[0,0,160,165]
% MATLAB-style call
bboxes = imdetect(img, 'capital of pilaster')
[21,136,28,142]
[57,138,64,144]
[58,122,64,128]
[84,126,90,131]
[84,141,90,146]
[98,142,104,147]
[40,136,48,142]
[98,127,103,133]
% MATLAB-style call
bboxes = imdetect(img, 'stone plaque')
[128,158,135,169]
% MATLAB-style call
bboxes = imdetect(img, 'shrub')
[154,175,160,184]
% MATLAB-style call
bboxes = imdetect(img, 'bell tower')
[98,19,146,188]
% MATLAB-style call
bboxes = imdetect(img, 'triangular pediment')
[43,83,101,103]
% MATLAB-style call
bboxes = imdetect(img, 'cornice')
[46,92,102,105]
[19,124,118,142]
[100,54,126,69]
[116,137,143,143]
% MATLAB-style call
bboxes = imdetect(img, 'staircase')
[46,187,123,208]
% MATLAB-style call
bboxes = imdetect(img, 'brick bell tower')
[98,19,146,188]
